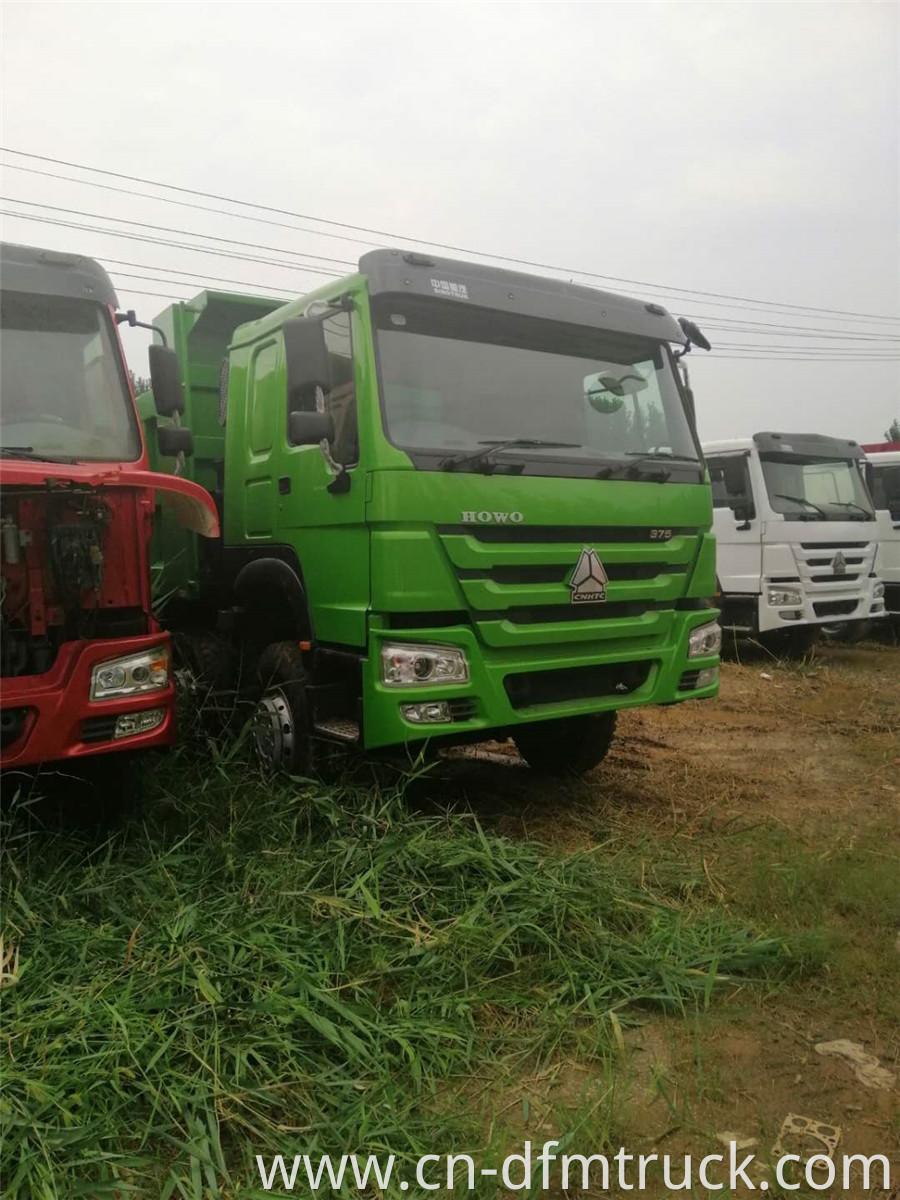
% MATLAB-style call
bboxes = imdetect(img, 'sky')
[1,0,898,442]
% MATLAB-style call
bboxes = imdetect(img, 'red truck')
[0,242,218,785]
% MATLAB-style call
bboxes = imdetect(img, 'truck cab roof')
[0,241,118,307]
[703,432,865,459]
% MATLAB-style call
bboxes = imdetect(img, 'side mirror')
[708,467,724,484]
[148,345,184,417]
[158,426,194,457]
[289,410,335,446]
[284,317,331,411]
[678,317,712,352]
[731,500,754,524]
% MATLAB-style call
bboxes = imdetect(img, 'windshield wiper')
[826,500,873,519]
[0,446,78,464]
[774,493,828,519]
[440,438,580,473]
[596,451,700,483]
[624,451,700,462]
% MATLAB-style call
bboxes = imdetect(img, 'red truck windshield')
[0,291,141,462]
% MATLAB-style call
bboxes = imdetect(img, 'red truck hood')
[0,461,219,537]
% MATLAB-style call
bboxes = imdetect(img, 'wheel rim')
[252,689,295,771]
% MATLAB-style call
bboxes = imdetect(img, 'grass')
[0,726,821,1199]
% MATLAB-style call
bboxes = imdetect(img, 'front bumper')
[0,634,175,769]
[362,609,719,749]
[757,576,885,632]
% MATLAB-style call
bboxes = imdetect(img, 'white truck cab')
[703,431,885,652]
[863,444,900,620]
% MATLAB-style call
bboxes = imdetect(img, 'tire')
[820,620,867,644]
[513,711,617,776]
[758,626,820,658]
[173,631,236,731]
[253,642,311,775]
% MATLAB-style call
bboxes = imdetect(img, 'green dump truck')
[140,250,720,776]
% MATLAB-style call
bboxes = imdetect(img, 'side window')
[249,341,279,455]
[874,465,900,519]
[707,455,752,510]
[323,311,358,467]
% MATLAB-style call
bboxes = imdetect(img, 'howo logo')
[461,511,524,524]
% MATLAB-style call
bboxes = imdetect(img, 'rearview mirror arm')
[116,310,168,348]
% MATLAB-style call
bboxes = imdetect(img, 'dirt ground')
[436,643,900,1196]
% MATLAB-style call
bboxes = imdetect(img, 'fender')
[233,557,311,638]
[0,462,220,538]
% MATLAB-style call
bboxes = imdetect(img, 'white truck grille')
[794,540,877,618]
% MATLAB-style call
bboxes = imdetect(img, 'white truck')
[863,442,900,625]
[703,431,885,654]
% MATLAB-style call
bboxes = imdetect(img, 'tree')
[128,369,152,397]
[883,417,900,442]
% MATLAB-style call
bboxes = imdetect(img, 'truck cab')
[703,432,885,652]
[146,249,721,777]
[863,443,900,622]
[0,242,218,776]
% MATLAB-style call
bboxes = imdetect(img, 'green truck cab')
[141,250,720,776]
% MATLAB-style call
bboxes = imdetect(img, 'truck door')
[274,309,369,648]
[708,453,763,600]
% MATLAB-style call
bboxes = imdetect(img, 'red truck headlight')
[90,647,170,701]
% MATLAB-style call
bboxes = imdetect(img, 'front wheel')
[513,711,617,776]
[253,642,311,775]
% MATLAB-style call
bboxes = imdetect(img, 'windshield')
[372,297,700,478]
[759,452,875,520]
[0,290,141,462]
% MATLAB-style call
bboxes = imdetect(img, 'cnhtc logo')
[461,511,524,524]
[568,547,609,604]
[831,550,847,575]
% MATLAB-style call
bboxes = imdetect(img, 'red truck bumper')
[0,633,176,769]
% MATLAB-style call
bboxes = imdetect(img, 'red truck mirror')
[158,426,194,458]
[149,344,185,418]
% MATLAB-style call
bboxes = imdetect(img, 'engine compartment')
[1,485,149,678]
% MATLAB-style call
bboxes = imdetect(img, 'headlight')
[768,586,802,606]
[873,581,885,599]
[688,620,722,658]
[694,666,720,689]
[114,707,166,738]
[381,642,469,687]
[401,702,453,724]
[91,646,170,700]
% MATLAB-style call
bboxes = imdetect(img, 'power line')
[11,159,898,337]
[692,317,900,341]
[104,268,900,353]
[108,271,287,302]
[103,259,290,294]
[701,354,899,362]
[0,161,388,253]
[3,180,898,338]
[0,209,343,277]
[3,145,898,324]
[1,195,356,269]
[708,342,899,356]
[102,268,900,347]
